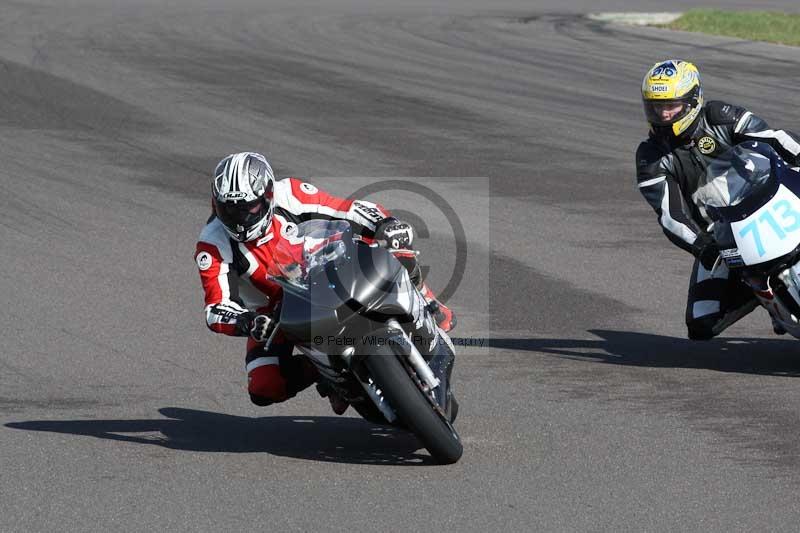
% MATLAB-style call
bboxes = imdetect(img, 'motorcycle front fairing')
[271,220,436,353]
[695,142,800,334]
[268,219,447,421]
[695,142,800,268]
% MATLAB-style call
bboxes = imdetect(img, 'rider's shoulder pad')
[705,100,745,125]
[636,139,668,171]
[198,218,234,263]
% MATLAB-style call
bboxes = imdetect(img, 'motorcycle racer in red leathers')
[195,152,455,412]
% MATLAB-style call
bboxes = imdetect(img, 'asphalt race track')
[3,1,800,530]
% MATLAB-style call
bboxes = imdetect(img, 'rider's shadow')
[5,407,432,465]
[456,329,800,376]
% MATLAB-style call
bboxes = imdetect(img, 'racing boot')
[420,283,457,333]
[772,316,787,335]
[328,393,349,415]
[316,383,349,415]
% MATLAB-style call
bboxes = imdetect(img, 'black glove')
[236,311,274,342]
[250,314,274,342]
[694,233,720,270]
[375,218,414,250]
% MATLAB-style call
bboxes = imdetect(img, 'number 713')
[738,199,800,257]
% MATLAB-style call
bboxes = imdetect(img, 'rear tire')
[364,343,462,464]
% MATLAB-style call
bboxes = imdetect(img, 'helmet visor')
[643,99,691,126]
[216,196,270,233]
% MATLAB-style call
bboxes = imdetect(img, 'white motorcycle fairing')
[730,184,800,266]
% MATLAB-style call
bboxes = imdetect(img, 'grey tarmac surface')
[2,1,800,531]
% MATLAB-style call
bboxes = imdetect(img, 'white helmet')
[212,152,275,242]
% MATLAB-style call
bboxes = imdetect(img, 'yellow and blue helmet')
[641,59,703,138]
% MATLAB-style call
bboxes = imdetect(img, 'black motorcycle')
[265,219,462,464]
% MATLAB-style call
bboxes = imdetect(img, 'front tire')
[364,342,462,464]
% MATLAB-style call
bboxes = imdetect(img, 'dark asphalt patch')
[490,253,637,334]
[0,57,162,135]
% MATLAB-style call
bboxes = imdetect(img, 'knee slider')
[249,393,275,407]
[687,316,719,341]
[248,364,289,403]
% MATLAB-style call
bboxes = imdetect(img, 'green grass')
[664,9,800,46]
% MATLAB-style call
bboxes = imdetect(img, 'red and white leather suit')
[195,178,396,405]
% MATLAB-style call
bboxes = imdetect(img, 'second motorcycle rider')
[636,59,800,340]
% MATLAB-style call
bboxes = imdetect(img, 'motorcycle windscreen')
[730,184,800,265]
[273,219,352,291]
[695,143,775,209]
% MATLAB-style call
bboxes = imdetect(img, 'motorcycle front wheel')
[363,332,462,465]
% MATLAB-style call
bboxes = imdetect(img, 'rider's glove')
[375,218,414,250]
[236,311,274,342]
[694,233,720,271]
[250,314,274,342]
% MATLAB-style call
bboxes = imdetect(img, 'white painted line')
[588,12,683,26]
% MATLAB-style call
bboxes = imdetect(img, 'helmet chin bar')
[671,104,701,137]
[223,214,271,242]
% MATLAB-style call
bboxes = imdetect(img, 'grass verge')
[663,9,800,46]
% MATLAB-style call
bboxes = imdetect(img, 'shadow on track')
[5,407,433,465]
[454,329,800,376]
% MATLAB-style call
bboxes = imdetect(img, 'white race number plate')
[731,184,800,265]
